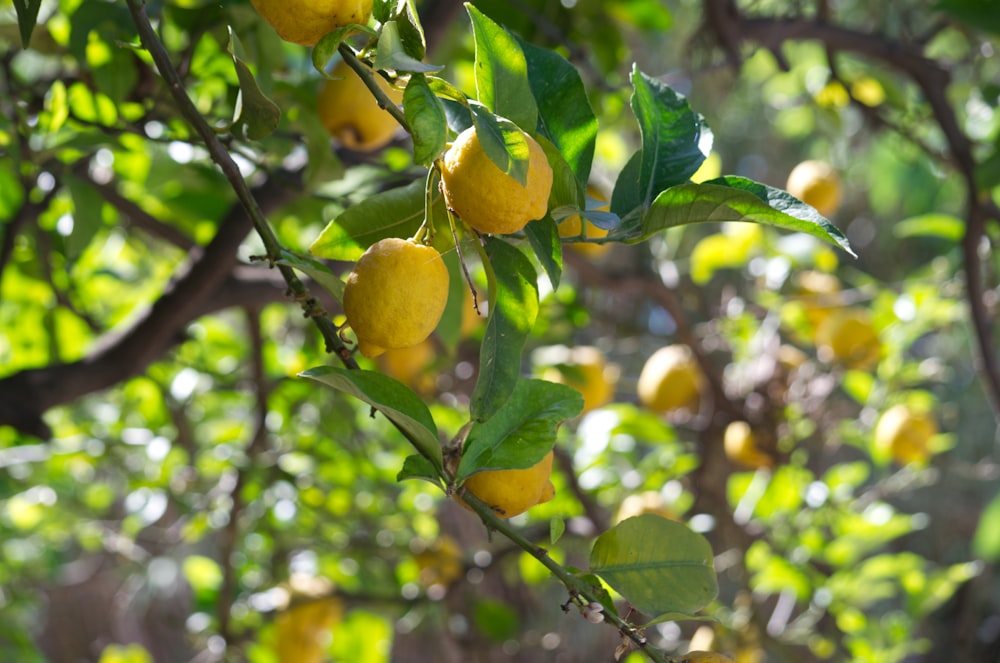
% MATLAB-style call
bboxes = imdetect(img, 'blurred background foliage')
[1,0,999,662]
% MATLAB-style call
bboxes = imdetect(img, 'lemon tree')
[3,1,998,662]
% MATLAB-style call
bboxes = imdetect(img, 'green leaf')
[470,238,539,422]
[629,66,712,212]
[373,0,393,23]
[373,21,442,73]
[276,250,346,304]
[12,0,42,48]
[518,38,597,187]
[312,27,363,77]
[228,29,281,140]
[404,74,447,166]
[397,454,443,485]
[590,514,718,617]
[470,104,531,187]
[894,213,964,242]
[934,0,1000,36]
[458,379,582,481]
[609,0,673,31]
[973,489,1000,562]
[466,4,538,132]
[309,179,426,260]
[394,0,428,61]
[523,218,562,291]
[550,517,565,546]
[472,598,520,642]
[636,176,855,256]
[301,367,444,473]
[610,150,643,222]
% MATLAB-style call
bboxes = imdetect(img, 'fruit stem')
[337,43,411,136]
[458,490,671,663]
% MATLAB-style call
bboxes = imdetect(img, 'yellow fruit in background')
[793,270,842,330]
[541,346,617,414]
[378,337,436,394]
[814,307,881,369]
[250,0,373,46]
[724,421,773,469]
[637,345,704,414]
[677,652,735,663]
[614,490,675,524]
[874,404,938,465]
[343,238,449,358]
[318,60,403,152]
[274,575,343,663]
[460,286,486,337]
[559,188,611,257]
[440,126,553,235]
[785,160,842,218]
[414,535,465,587]
[458,450,555,518]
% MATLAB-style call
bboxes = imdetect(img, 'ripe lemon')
[637,345,704,414]
[723,421,773,469]
[874,404,938,465]
[343,238,449,358]
[414,535,464,587]
[378,337,436,394]
[251,0,373,46]
[318,60,403,152]
[559,188,611,257]
[614,490,676,524]
[793,270,842,330]
[785,160,842,217]
[814,307,881,369]
[458,450,555,518]
[275,575,342,663]
[541,346,617,414]
[440,126,553,235]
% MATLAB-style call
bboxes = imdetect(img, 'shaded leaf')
[373,20,442,73]
[228,29,280,140]
[404,74,447,165]
[12,0,43,48]
[470,104,531,187]
[276,250,346,304]
[524,217,562,291]
[397,454,443,485]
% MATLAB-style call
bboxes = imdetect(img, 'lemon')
[414,535,464,587]
[614,490,676,524]
[541,346,616,414]
[874,404,938,465]
[378,337,436,394]
[723,421,773,469]
[343,238,449,358]
[458,450,555,518]
[637,345,704,414]
[440,126,553,235]
[814,307,881,369]
[275,575,342,663]
[785,160,842,218]
[250,0,373,46]
[318,60,403,152]
[559,188,610,257]
[792,270,842,330]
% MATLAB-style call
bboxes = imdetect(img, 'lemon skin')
[458,450,555,518]
[637,345,703,414]
[318,60,403,152]
[786,160,842,218]
[874,404,938,465]
[251,0,373,46]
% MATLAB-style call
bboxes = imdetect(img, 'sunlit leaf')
[404,74,447,166]
[466,4,537,132]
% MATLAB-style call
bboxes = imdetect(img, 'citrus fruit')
[723,421,773,469]
[440,126,553,235]
[414,535,464,587]
[814,307,881,369]
[250,0,373,46]
[637,345,704,414]
[342,237,449,358]
[874,404,938,465]
[559,188,611,257]
[785,160,842,217]
[318,60,403,152]
[378,337,436,394]
[275,575,342,663]
[614,490,676,524]
[541,346,617,414]
[458,450,555,518]
[792,270,842,330]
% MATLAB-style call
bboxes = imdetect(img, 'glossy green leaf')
[404,74,447,166]
[276,250,346,304]
[373,21,442,73]
[228,29,281,140]
[973,489,1000,562]
[466,4,537,132]
[636,176,855,255]
[394,0,427,61]
[458,379,582,480]
[523,217,562,291]
[590,514,718,616]
[470,104,531,187]
[12,0,42,48]
[309,179,425,260]
[397,454,443,485]
[629,66,711,212]
[518,38,597,187]
[301,367,443,472]
[470,238,539,422]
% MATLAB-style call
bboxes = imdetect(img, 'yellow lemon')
[378,337,436,394]
[785,160,842,217]
[318,60,403,152]
[723,421,773,469]
[814,307,881,370]
[275,575,342,663]
[343,238,449,358]
[414,535,465,587]
[793,270,842,330]
[440,126,553,235]
[458,450,555,518]
[559,188,611,257]
[874,404,938,465]
[637,345,704,414]
[250,0,373,46]
[541,346,616,414]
